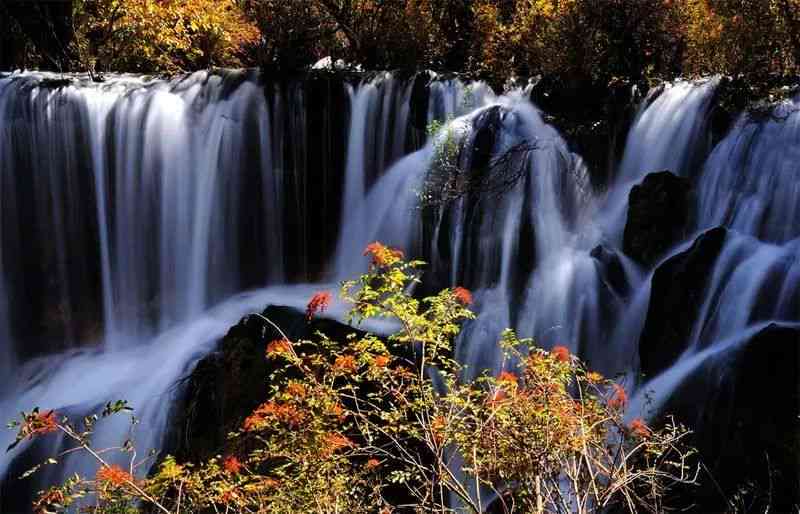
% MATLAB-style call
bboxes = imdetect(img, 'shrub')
[11,243,697,513]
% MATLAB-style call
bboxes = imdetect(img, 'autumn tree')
[241,0,339,71]
[311,0,443,69]
[71,0,260,74]
[683,0,799,78]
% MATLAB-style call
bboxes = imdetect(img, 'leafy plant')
[10,243,697,513]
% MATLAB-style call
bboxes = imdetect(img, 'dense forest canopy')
[2,0,799,86]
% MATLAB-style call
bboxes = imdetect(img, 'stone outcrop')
[170,305,424,509]
[659,323,800,512]
[469,105,504,172]
[590,244,630,299]
[623,170,692,266]
[638,227,727,378]
[410,71,432,131]
[170,305,372,463]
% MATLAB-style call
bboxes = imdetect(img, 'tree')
[310,0,442,69]
[241,0,338,71]
[242,0,451,71]
[0,0,74,70]
[683,0,799,78]
[71,0,260,74]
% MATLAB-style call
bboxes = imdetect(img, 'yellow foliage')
[73,0,259,73]
[470,0,687,85]
[683,0,799,77]
[58,0,800,80]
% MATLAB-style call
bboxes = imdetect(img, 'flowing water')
[0,69,797,507]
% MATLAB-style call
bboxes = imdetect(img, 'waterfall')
[335,76,495,280]
[0,69,437,502]
[0,67,798,509]
[602,79,718,241]
[697,94,800,242]
[617,79,718,182]
[629,91,800,410]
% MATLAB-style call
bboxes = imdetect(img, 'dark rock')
[623,170,692,266]
[171,305,424,510]
[410,71,432,131]
[1,402,102,514]
[659,323,800,512]
[590,245,629,298]
[2,430,69,514]
[171,305,371,463]
[469,105,504,172]
[709,78,737,147]
[265,75,350,282]
[530,75,644,189]
[581,244,633,376]
[303,74,350,277]
[710,75,800,146]
[638,227,728,378]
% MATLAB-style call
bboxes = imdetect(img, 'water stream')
[0,70,797,507]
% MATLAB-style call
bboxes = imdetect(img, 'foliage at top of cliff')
[1,0,799,86]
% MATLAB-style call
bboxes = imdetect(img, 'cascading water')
[0,69,473,507]
[602,79,718,240]
[0,70,290,503]
[698,94,800,242]
[0,66,797,511]
[332,78,799,507]
[334,76,495,280]
[628,92,800,412]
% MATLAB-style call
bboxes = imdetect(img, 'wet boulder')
[264,75,350,281]
[468,105,505,173]
[590,244,630,298]
[170,305,365,463]
[658,323,800,512]
[170,305,422,509]
[623,170,692,266]
[529,75,643,189]
[1,402,102,514]
[638,227,728,378]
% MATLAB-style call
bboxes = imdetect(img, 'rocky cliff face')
[623,173,799,510]
[623,170,692,266]
[530,76,643,189]
[629,223,798,510]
